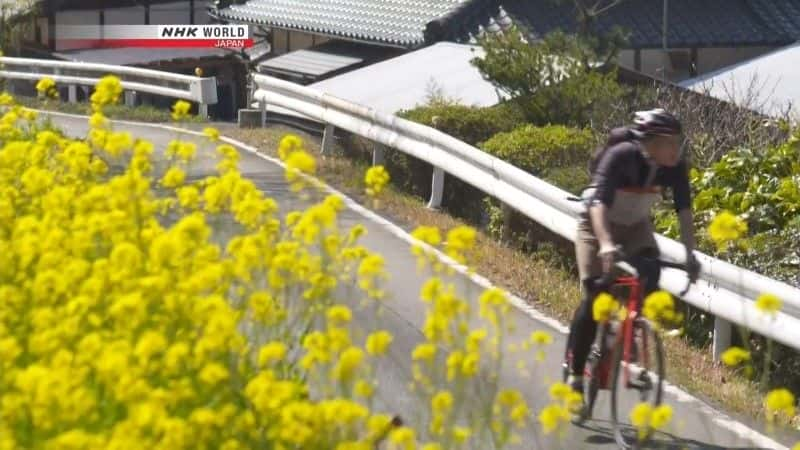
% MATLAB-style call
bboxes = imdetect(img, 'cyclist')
[565,108,702,405]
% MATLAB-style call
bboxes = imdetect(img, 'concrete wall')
[618,46,776,82]
[270,29,332,55]
[104,6,145,25]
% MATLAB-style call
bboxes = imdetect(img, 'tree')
[471,27,625,126]
[548,0,630,69]
[1,0,36,55]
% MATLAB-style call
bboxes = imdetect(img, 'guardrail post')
[712,316,733,361]
[259,99,267,127]
[124,91,136,107]
[67,85,77,103]
[199,103,208,118]
[320,124,335,156]
[427,167,445,209]
[372,143,385,166]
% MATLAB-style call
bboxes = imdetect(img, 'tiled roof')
[214,0,800,50]
[748,0,800,41]
[215,0,486,48]
[502,0,795,49]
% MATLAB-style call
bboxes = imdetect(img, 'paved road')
[49,114,796,450]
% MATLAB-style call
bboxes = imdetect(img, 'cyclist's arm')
[672,160,696,257]
[590,204,616,254]
[589,145,626,254]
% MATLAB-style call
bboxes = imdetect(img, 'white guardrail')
[251,72,800,358]
[0,57,217,116]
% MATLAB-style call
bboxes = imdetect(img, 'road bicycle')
[562,253,692,449]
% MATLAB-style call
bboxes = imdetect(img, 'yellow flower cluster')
[171,99,192,121]
[629,403,673,441]
[538,382,582,435]
[35,77,58,99]
[0,87,409,449]
[642,290,683,329]
[708,210,747,252]
[90,75,123,111]
[755,293,782,316]
[592,292,620,322]
[365,165,390,197]
[406,223,532,448]
[764,388,796,424]
[721,346,751,367]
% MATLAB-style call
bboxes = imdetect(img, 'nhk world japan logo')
[56,25,253,49]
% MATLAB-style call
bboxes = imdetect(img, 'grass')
[15,96,207,123]
[226,125,785,430]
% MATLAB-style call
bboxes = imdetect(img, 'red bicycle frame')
[613,275,649,388]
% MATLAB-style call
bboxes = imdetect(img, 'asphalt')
[48,113,798,450]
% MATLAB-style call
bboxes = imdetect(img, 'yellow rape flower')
[721,346,750,367]
[530,330,553,345]
[764,388,796,422]
[412,343,436,362]
[327,305,352,325]
[388,427,416,450]
[642,290,681,327]
[708,210,747,251]
[412,226,441,247]
[258,342,287,366]
[278,134,303,160]
[538,403,569,434]
[36,77,58,99]
[0,91,14,105]
[333,347,364,381]
[203,127,220,142]
[161,166,186,188]
[755,293,782,316]
[650,404,673,430]
[172,100,192,121]
[592,292,619,322]
[285,150,316,191]
[366,330,393,356]
[199,362,230,386]
[89,112,108,129]
[354,379,375,399]
[90,75,123,110]
[365,165,390,197]
[444,225,476,264]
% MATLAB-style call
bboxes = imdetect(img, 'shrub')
[389,101,525,223]
[481,125,595,253]
[480,124,595,175]
[398,100,524,146]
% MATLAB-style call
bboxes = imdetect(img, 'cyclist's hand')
[598,244,619,276]
[687,253,702,283]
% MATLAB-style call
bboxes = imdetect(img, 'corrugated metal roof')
[680,43,800,119]
[307,42,505,114]
[258,48,362,78]
[216,0,474,47]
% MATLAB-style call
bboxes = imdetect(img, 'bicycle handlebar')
[593,249,694,297]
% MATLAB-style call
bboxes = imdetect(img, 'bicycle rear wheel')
[609,318,664,449]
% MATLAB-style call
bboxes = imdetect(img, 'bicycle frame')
[612,275,649,389]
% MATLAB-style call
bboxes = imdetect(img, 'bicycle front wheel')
[609,318,665,449]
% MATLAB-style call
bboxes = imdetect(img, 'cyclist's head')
[632,108,684,167]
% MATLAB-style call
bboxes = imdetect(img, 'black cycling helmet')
[632,108,682,137]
